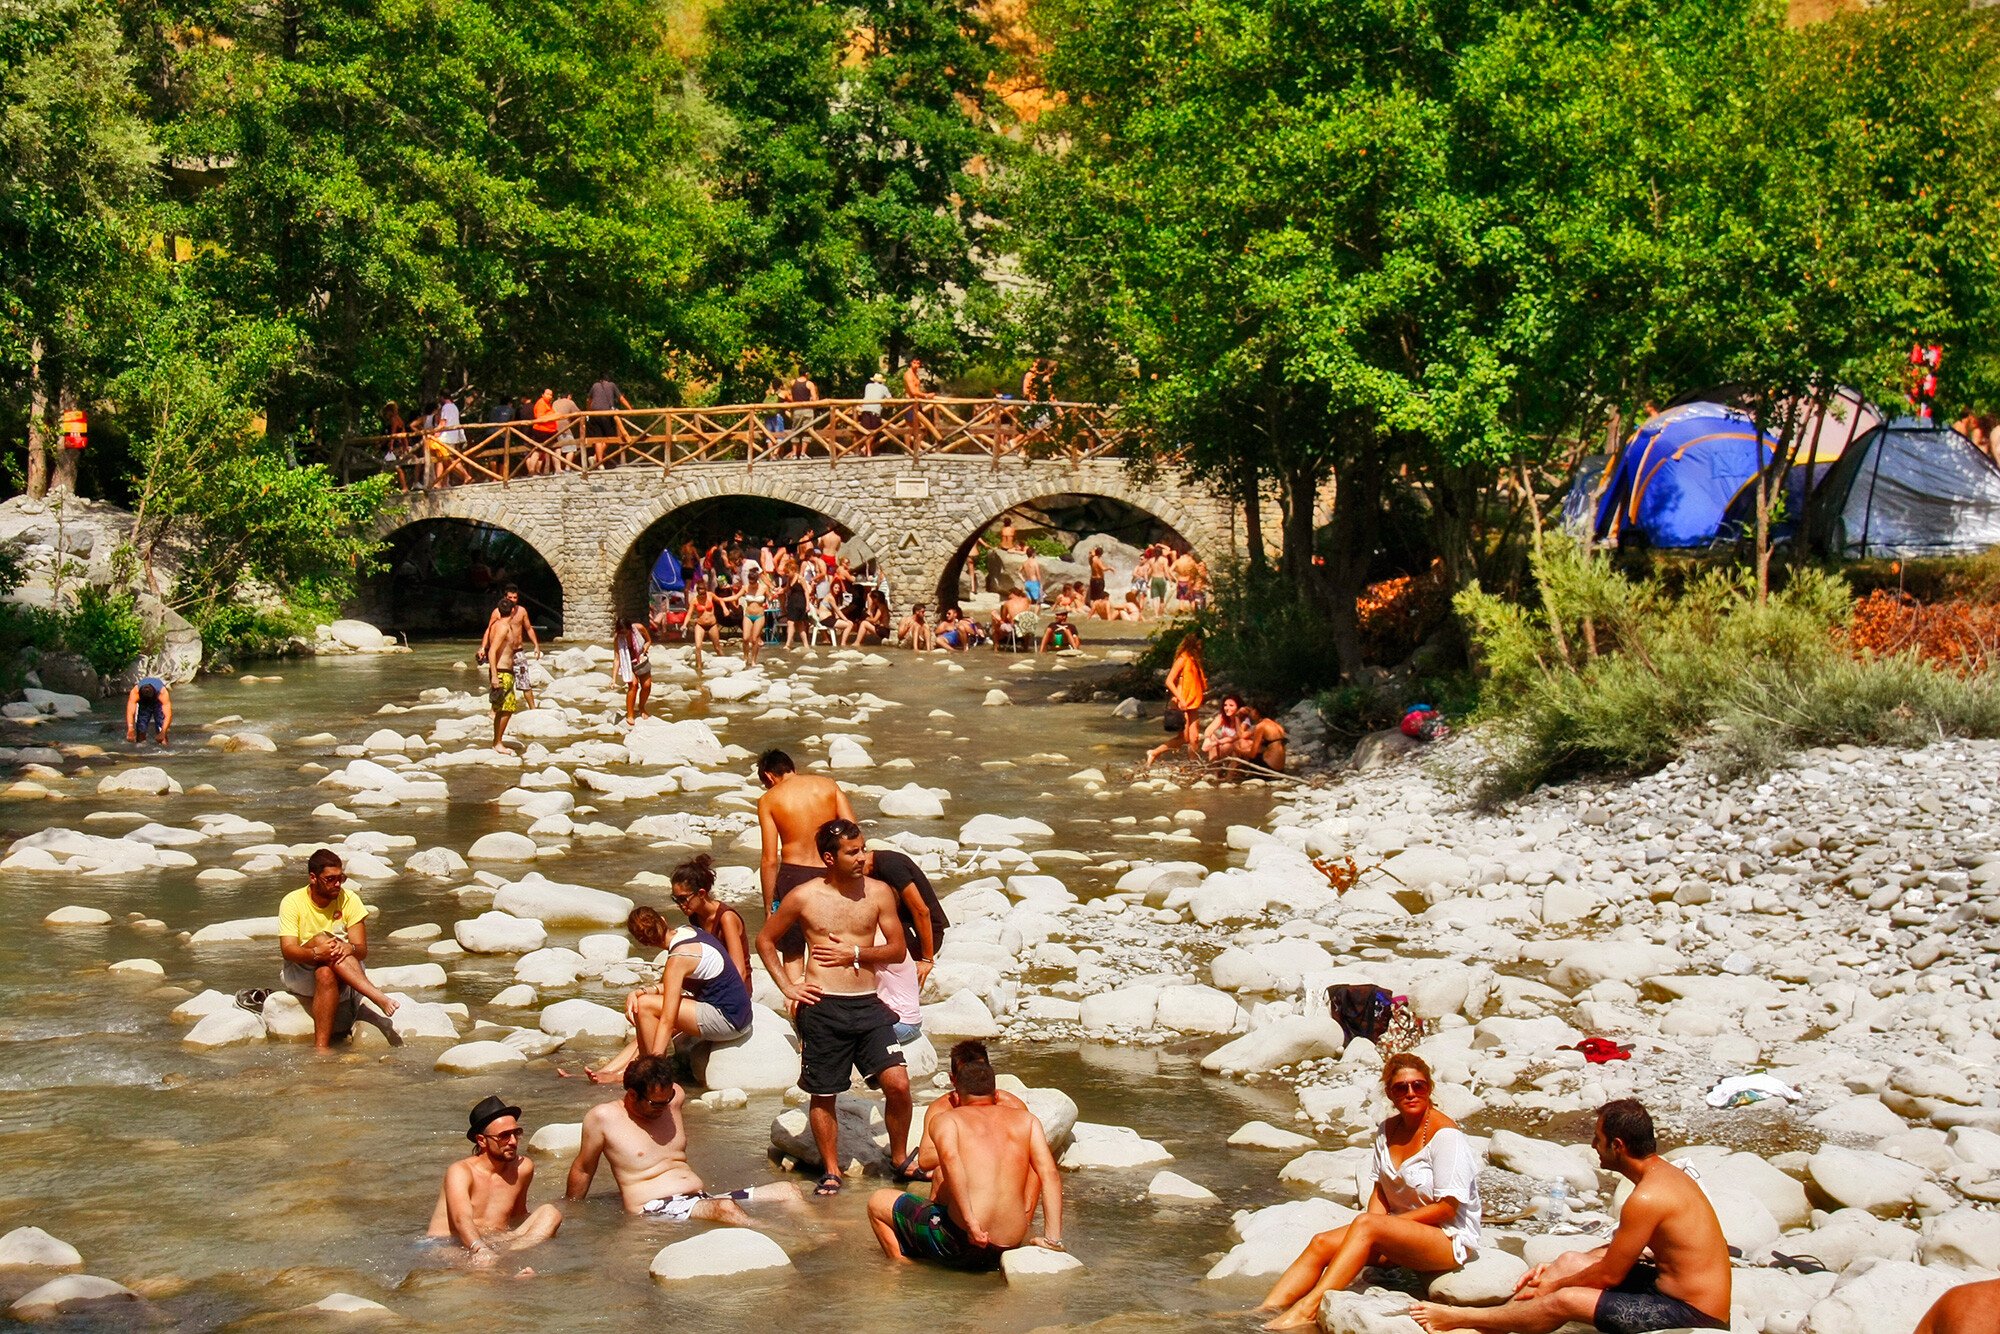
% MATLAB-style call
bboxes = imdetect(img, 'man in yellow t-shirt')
[278,850,400,1048]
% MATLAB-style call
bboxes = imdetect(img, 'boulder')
[1802,1259,1965,1334]
[1350,729,1421,771]
[434,1041,530,1074]
[1547,943,1684,992]
[528,1123,584,1157]
[923,990,1000,1038]
[624,717,726,767]
[387,999,460,1042]
[1058,1122,1172,1169]
[1155,984,1248,1035]
[770,1094,894,1173]
[306,1293,390,1314]
[44,906,112,926]
[183,1008,266,1049]
[1227,1120,1318,1152]
[879,784,946,819]
[1079,985,1159,1033]
[260,991,318,1041]
[9,1275,138,1319]
[1317,1288,1423,1333]
[539,999,631,1041]
[1205,1198,1356,1281]
[405,847,469,878]
[649,1229,792,1281]
[491,874,634,926]
[690,1006,802,1093]
[329,619,395,650]
[1487,1131,1598,1194]
[1921,1207,2000,1270]
[1199,1017,1344,1077]
[1807,1146,1928,1218]
[1002,1246,1083,1280]
[0,1227,82,1270]
[467,831,540,861]
[1427,1251,1528,1305]
[1148,1170,1217,1200]
[453,912,547,955]
[95,766,181,796]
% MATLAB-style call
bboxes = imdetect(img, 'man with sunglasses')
[427,1095,563,1267]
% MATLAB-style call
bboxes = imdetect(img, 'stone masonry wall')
[382,456,1257,641]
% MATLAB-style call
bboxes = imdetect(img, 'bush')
[63,587,150,677]
[188,598,318,668]
[1125,568,1338,702]
[1456,538,2000,799]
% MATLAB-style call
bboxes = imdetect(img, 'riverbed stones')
[540,998,630,1040]
[1058,1122,1171,1170]
[1205,1198,1356,1281]
[43,906,111,926]
[1002,1246,1083,1280]
[1488,1130,1598,1194]
[649,1229,791,1281]
[1148,1170,1217,1200]
[453,912,547,954]
[1426,1251,1528,1305]
[1807,1145,1929,1217]
[690,1006,802,1092]
[467,831,539,861]
[0,1227,82,1270]
[1227,1120,1317,1152]
[1316,1288,1423,1333]
[923,990,1000,1038]
[879,783,946,818]
[260,991,318,1040]
[95,766,180,796]
[183,1008,266,1048]
[1802,1258,1965,1334]
[1919,1206,2000,1269]
[435,1040,529,1074]
[406,847,469,878]
[624,717,725,767]
[1199,1016,1344,1077]
[8,1275,139,1319]
[528,1122,583,1157]
[491,874,632,926]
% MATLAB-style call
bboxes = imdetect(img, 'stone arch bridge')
[378,454,1251,641]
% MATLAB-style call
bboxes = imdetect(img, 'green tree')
[140,0,717,447]
[0,0,158,497]
[692,0,1007,392]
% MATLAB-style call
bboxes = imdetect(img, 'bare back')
[760,774,852,867]
[484,611,526,672]
[586,1091,703,1212]
[1628,1159,1731,1319]
[930,1100,1047,1249]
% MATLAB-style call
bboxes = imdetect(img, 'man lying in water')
[564,1055,800,1221]
[866,1041,1064,1271]
[426,1095,563,1269]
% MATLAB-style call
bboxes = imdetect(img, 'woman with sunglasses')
[1256,1053,1481,1329]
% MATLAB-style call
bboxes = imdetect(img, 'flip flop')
[892,1151,932,1185]
[1770,1252,1830,1274]
[234,988,270,1014]
[814,1173,843,1197]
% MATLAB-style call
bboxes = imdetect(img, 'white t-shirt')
[437,400,464,445]
[863,381,892,408]
[1366,1122,1483,1264]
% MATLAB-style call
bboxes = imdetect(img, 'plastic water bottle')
[1545,1180,1571,1227]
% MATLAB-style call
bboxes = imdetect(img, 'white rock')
[690,1006,802,1093]
[1487,1130,1597,1194]
[260,991,318,1040]
[1059,1122,1172,1169]
[95,766,182,796]
[1148,1170,1217,1200]
[527,1122,584,1157]
[387,998,461,1041]
[1316,1288,1423,1333]
[309,1293,389,1313]
[982,689,1011,706]
[827,737,873,769]
[170,989,236,1022]
[491,874,634,926]
[1002,1246,1083,1280]
[490,984,538,1007]
[8,1275,138,1318]
[435,1040,530,1074]
[370,963,447,990]
[1426,1251,1528,1305]
[539,998,631,1040]
[1807,1146,1929,1217]
[406,847,469,878]
[453,911,547,954]
[923,990,1000,1037]
[44,906,112,926]
[624,717,726,767]
[1205,1198,1356,1281]
[1155,984,1248,1034]
[1200,1016,1344,1077]
[1079,985,1159,1032]
[1802,1258,1965,1334]
[467,831,540,861]
[1227,1120,1317,1152]
[649,1229,792,1281]
[879,783,946,819]
[1921,1207,2000,1270]
[183,1008,267,1048]
[0,1227,82,1270]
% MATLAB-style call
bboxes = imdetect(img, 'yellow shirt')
[279,886,367,943]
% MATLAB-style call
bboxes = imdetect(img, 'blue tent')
[1593,403,1785,548]
[649,548,685,594]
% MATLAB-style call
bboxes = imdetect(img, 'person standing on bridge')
[860,372,891,455]
[586,374,632,468]
[902,358,934,446]
[529,389,560,475]
[788,369,820,459]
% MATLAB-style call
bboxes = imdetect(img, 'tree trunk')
[51,381,79,495]
[1239,456,1266,575]
[25,336,50,499]
[1319,450,1379,681]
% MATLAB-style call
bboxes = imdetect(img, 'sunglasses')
[482,1128,522,1140]
[1388,1080,1431,1095]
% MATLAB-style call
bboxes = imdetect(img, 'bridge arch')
[603,474,894,622]
[366,507,568,637]
[926,474,1231,610]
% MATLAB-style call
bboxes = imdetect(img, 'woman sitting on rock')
[1256,1053,1481,1330]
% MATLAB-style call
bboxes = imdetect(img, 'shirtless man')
[756,819,918,1195]
[866,1041,1063,1271]
[1917,1277,2000,1334]
[756,749,858,973]
[427,1095,563,1266]
[999,515,1020,552]
[1411,1100,1729,1333]
[896,603,934,650]
[1087,547,1108,605]
[1170,547,1198,609]
[565,1055,798,1221]
[1235,701,1290,774]
[479,585,538,752]
[1020,551,1044,606]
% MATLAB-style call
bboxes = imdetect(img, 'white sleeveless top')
[1367,1122,1483,1264]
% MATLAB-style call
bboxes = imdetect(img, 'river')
[0,638,1313,1331]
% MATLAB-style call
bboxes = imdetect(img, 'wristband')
[851,945,861,970]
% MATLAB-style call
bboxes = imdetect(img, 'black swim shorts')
[1592,1264,1728,1334]
[889,1192,1002,1272]
[794,992,906,1096]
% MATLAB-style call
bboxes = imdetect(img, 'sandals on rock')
[892,1151,932,1185]
[234,988,270,1014]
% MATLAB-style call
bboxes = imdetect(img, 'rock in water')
[43,906,112,927]
[649,1229,792,1281]
[1426,1252,1528,1305]
[453,912,548,955]
[0,1227,82,1270]
[1317,1288,1423,1333]
[434,1041,529,1074]
[491,874,634,926]
[1227,1120,1318,1152]
[8,1275,139,1319]
[527,1123,584,1157]
[539,998,631,1040]
[690,1006,801,1092]
[466,831,539,861]
[183,1008,266,1049]
[1148,1171,1217,1201]
[95,766,181,796]
[1002,1246,1083,1280]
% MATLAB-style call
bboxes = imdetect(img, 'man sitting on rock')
[756,818,919,1195]
[1410,1099,1729,1333]
[564,1055,798,1221]
[866,1040,1064,1271]
[276,849,399,1048]
[426,1095,563,1268]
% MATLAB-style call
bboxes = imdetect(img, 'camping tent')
[1810,419,2000,559]
[1592,403,1789,548]
[1664,383,1880,470]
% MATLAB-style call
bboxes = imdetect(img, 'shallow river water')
[0,639,1324,1331]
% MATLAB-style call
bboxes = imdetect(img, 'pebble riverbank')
[1,637,1996,1331]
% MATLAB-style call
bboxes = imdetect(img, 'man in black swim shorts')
[1410,1100,1729,1333]
[756,818,919,1198]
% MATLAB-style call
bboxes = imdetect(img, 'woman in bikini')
[1201,692,1246,764]
[739,571,772,667]
[688,584,725,672]
[1256,1054,1479,1329]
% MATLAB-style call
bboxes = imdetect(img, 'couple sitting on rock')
[1257,1056,1730,1334]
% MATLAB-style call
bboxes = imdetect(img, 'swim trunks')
[134,700,165,741]
[1088,577,1106,602]
[888,1192,1003,1272]
[1023,580,1042,602]
[640,1187,751,1222]
[1151,575,1168,601]
[770,862,824,956]
[1592,1264,1728,1334]
[794,991,906,1096]
[489,671,522,714]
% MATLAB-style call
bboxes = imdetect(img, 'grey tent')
[1559,455,1609,537]
[1811,418,2000,559]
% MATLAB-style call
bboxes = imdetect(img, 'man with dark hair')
[479,585,539,753]
[866,1040,1063,1270]
[565,1054,797,1220]
[756,819,916,1196]
[1234,700,1290,775]
[865,848,948,1043]
[125,674,172,746]
[755,748,857,970]
[426,1095,563,1266]
[1411,1099,1729,1333]
[276,850,399,1048]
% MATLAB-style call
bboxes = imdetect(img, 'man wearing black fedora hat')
[426,1094,563,1266]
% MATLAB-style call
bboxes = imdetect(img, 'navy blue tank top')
[675,925,753,1030]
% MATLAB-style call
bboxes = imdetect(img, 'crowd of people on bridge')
[379,358,1072,487]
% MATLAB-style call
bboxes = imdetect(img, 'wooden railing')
[347,397,1133,491]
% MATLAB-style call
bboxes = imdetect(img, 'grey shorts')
[279,961,360,1024]
[693,1003,750,1042]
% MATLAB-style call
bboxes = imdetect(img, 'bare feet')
[1407,1303,1466,1331]
[1262,1303,1320,1331]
